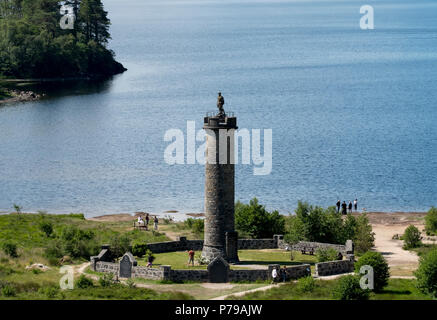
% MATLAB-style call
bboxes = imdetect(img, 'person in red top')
[187,249,195,266]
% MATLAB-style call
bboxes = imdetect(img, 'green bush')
[1,284,16,297]
[355,251,390,292]
[296,276,315,293]
[403,225,422,249]
[425,207,437,236]
[2,241,18,258]
[353,214,375,254]
[132,242,148,257]
[316,248,338,262]
[75,275,94,289]
[414,248,437,297]
[109,234,131,258]
[235,198,285,239]
[38,286,60,299]
[284,202,374,250]
[98,273,114,287]
[184,218,204,234]
[332,275,369,300]
[39,221,53,237]
[192,219,204,234]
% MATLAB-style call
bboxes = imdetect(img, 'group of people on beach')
[137,213,159,231]
[336,199,358,215]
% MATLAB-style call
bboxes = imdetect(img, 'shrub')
[425,207,437,236]
[13,204,22,214]
[98,273,114,287]
[2,241,18,258]
[162,215,173,224]
[132,242,148,257]
[109,234,131,258]
[126,278,136,288]
[355,251,389,292]
[316,248,338,262]
[192,219,204,234]
[403,225,422,249]
[332,275,369,300]
[235,198,285,239]
[414,248,437,297]
[284,202,374,248]
[296,276,315,293]
[1,284,16,297]
[353,214,375,254]
[75,275,93,289]
[38,286,59,299]
[39,221,53,237]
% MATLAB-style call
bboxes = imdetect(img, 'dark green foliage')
[109,233,131,258]
[425,207,437,236]
[235,198,285,239]
[38,286,60,299]
[184,218,204,234]
[332,275,369,300]
[75,275,94,289]
[355,251,390,292]
[353,214,375,254]
[2,241,18,258]
[316,247,338,262]
[1,284,16,297]
[296,276,315,293]
[0,0,126,78]
[44,225,99,260]
[39,221,54,237]
[132,242,148,258]
[284,202,374,253]
[403,225,422,249]
[98,272,114,287]
[414,248,437,297]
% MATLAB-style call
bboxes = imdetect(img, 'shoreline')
[0,89,43,105]
[0,210,428,224]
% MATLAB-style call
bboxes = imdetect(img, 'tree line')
[0,0,126,78]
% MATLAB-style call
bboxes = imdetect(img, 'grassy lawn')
[137,249,317,271]
[226,278,432,300]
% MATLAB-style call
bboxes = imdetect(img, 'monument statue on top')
[217,92,225,116]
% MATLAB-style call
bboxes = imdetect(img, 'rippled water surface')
[1,0,436,216]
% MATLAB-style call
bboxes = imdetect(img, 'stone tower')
[201,111,239,263]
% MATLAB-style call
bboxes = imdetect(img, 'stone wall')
[170,269,209,282]
[144,238,204,253]
[95,261,119,274]
[132,266,165,280]
[281,241,347,254]
[237,239,277,250]
[93,261,311,283]
[315,260,354,276]
[228,264,311,282]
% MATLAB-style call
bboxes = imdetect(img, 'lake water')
[1,0,437,217]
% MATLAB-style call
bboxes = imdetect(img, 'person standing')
[281,266,287,283]
[348,201,353,213]
[341,201,347,215]
[354,199,358,211]
[145,213,150,230]
[187,249,195,266]
[336,200,341,213]
[154,216,159,230]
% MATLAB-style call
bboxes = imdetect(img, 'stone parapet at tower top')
[201,108,239,263]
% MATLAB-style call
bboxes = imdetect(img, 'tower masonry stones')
[201,110,239,263]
